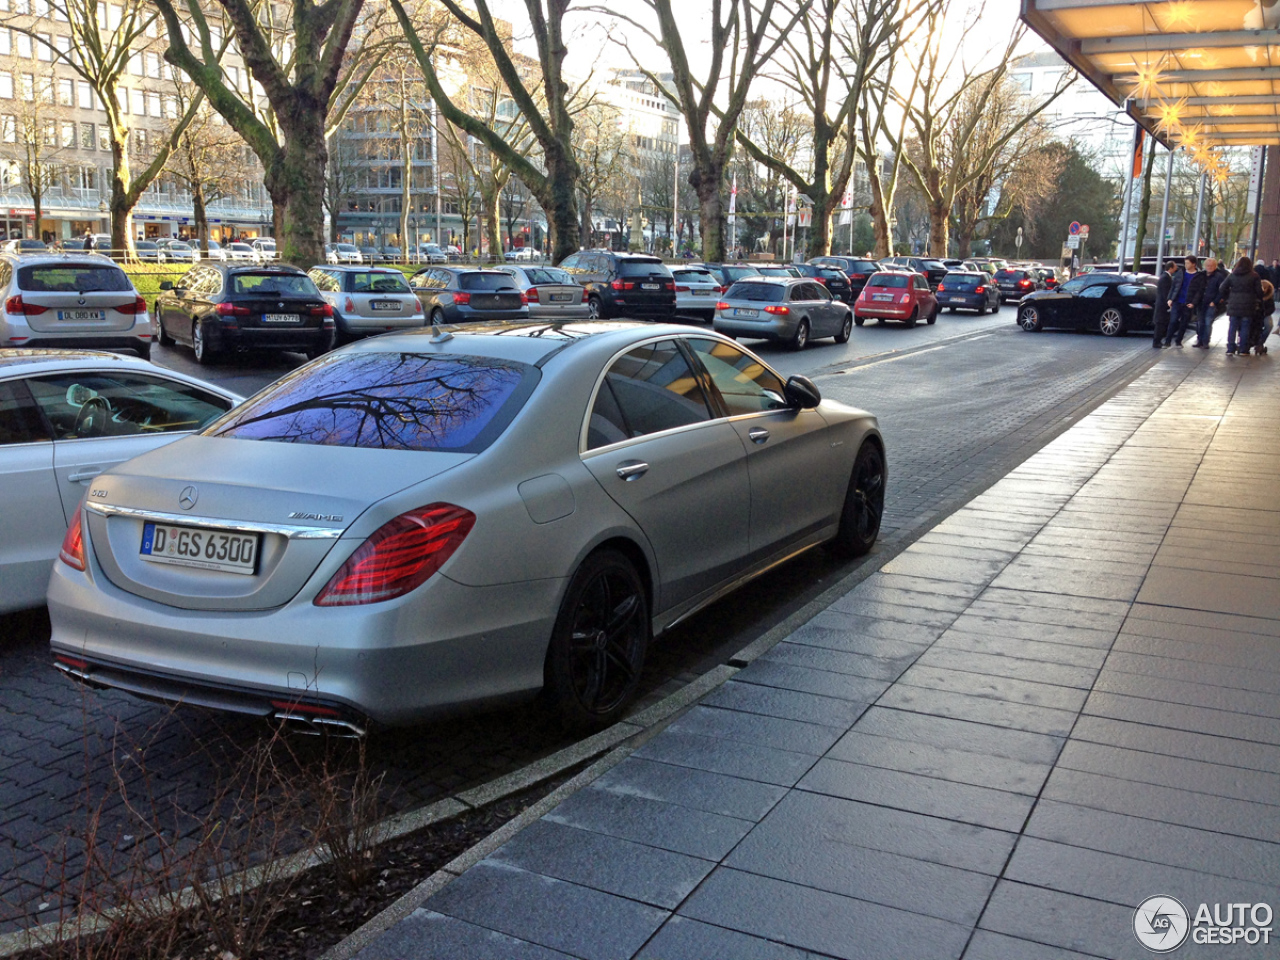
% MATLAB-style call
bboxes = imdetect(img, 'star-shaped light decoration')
[1158,0,1198,31]
[1155,97,1188,135]
[1128,59,1167,101]
[1178,124,1203,148]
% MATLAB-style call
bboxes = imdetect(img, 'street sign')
[1079,224,1090,239]
[798,208,812,228]
[1069,221,1081,236]
[1066,236,1080,249]
[1015,226,1023,250]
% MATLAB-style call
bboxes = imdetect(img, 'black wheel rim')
[852,448,885,541]
[567,570,644,715]
[843,317,852,337]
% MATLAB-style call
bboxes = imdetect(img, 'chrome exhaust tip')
[272,711,366,739]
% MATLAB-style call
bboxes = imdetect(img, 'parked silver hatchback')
[0,254,153,358]
[713,277,853,350]
[308,266,426,343]
[492,265,590,319]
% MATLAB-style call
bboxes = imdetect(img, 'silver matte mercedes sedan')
[48,322,885,732]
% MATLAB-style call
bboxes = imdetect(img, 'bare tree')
[885,8,1074,256]
[164,84,251,255]
[151,0,389,265]
[437,127,480,254]
[1,76,71,234]
[388,0,583,263]
[324,133,366,242]
[574,102,632,249]
[738,98,810,254]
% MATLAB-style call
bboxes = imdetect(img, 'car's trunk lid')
[84,436,471,611]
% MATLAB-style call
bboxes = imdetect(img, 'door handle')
[615,461,649,481]
[748,427,770,444]
[68,468,103,483]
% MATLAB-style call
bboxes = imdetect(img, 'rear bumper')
[337,313,426,334]
[712,315,794,341]
[854,303,911,319]
[47,545,564,727]
[939,295,988,310]
[528,304,592,320]
[5,334,152,351]
[212,324,329,352]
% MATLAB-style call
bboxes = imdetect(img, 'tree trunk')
[109,122,132,254]
[810,191,834,257]
[690,161,725,262]
[485,189,501,263]
[1131,146,1156,272]
[193,188,208,255]
[266,111,328,268]
[867,169,893,258]
[32,188,42,238]
[927,199,949,258]
[954,222,974,258]
[580,193,593,250]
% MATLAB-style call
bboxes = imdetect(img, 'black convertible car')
[1016,274,1156,336]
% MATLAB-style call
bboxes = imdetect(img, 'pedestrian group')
[1154,255,1276,356]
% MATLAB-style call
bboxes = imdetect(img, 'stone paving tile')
[876,685,1079,737]
[759,640,913,681]
[945,614,1118,649]
[895,664,1090,713]
[677,867,972,960]
[1090,672,1280,721]
[352,909,581,960]
[488,820,714,909]
[962,930,1105,960]
[635,916,825,960]
[426,861,667,960]
[1102,649,1280,695]
[977,880,1158,960]
[590,757,786,823]
[732,659,894,703]
[826,730,1053,795]
[1069,714,1280,774]
[1055,740,1280,806]
[632,729,818,788]
[852,707,1065,765]
[1138,566,1280,620]
[665,706,846,756]
[915,647,1099,689]
[701,680,869,728]
[989,557,1148,603]
[934,630,1109,668]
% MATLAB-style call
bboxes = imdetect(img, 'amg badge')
[288,511,345,522]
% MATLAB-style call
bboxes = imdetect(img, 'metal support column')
[1191,171,1207,257]
[1118,130,1140,266]
[1250,146,1267,260]
[672,154,679,255]
[1155,145,1175,274]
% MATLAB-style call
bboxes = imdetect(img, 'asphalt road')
[0,303,1162,930]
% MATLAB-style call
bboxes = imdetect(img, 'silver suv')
[0,254,152,358]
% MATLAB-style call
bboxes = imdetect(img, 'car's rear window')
[18,265,132,292]
[867,275,908,289]
[350,272,411,294]
[995,269,1023,280]
[943,273,983,290]
[757,267,793,276]
[850,261,879,272]
[816,268,845,279]
[205,353,538,453]
[617,260,671,278]
[521,267,574,285]
[724,281,784,302]
[337,244,358,252]
[672,270,715,283]
[459,273,520,291]
[232,273,318,296]
[723,266,760,282]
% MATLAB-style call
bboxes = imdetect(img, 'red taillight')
[344,297,356,312]
[580,288,588,303]
[610,280,635,291]
[675,285,690,293]
[270,699,340,717]
[215,302,250,316]
[55,654,88,670]
[937,283,946,292]
[764,305,790,315]
[5,295,47,316]
[849,273,866,280]
[411,297,423,314]
[452,291,471,306]
[60,504,85,571]
[816,278,829,286]
[522,286,539,305]
[975,285,985,293]
[715,301,730,310]
[899,293,911,304]
[1018,279,1033,288]
[664,281,675,291]
[717,285,728,294]
[114,296,148,315]
[313,503,476,606]
[309,303,333,318]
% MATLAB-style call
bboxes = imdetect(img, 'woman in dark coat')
[1220,256,1264,356]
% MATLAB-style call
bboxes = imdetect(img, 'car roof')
[0,350,241,400]
[869,270,916,277]
[312,264,402,273]
[2,252,120,267]
[216,263,306,274]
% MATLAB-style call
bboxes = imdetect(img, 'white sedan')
[0,351,240,613]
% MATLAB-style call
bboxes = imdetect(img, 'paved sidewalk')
[349,344,1280,960]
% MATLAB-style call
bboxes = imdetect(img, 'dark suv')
[994,268,1047,303]
[558,250,676,319]
[880,256,948,290]
[155,264,333,364]
[809,256,881,297]
[793,263,854,303]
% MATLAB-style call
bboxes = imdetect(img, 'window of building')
[0,0,10,12]
[33,0,47,15]
[147,91,159,116]
[20,74,34,101]
[42,118,56,145]
[1011,72,1032,92]
[36,76,51,102]
[60,120,74,147]
[130,87,144,115]
[97,124,108,150]
[133,128,146,154]
[79,121,93,149]
[146,52,159,78]
[37,34,52,61]
[14,0,29,12]
[57,78,72,106]
[55,34,70,58]
[77,79,90,108]
[16,34,32,59]
[129,49,143,75]
[106,2,120,27]
[77,166,94,189]
[0,29,10,56]
[1,115,15,144]
[0,73,10,100]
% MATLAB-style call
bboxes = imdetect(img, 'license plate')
[550,293,573,302]
[57,309,104,321]
[693,290,712,296]
[950,297,968,303]
[872,294,893,302]
[262,313,300,323]
[140,522,259,575]
[732,307,759,318]
[369,300,400,310]
[641,283,660,290]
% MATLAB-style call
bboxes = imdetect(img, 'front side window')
[309,269,340,293]
[0,379,51,444]
[1078,285,1107,299]
[586,339,711,450]
[26,373,230,439]
[687,338,786,416]
[206,353,536,452]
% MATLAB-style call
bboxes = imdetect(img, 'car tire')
[192,319,216,364]
[1098,307,1126,337]
[927,307,938,325]
[854,316,864,327]
[830,440,886,558]
[906,307,918,329]
[544,549,649,729]
[587,296,603,320]
[430,308,445,327]
[135,340,151,361]
[1019,305,1042,332]
[835,313,853,343]
[156,319,173,347]
[790,319,810,351]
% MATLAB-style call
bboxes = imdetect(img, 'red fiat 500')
[853,271,939,328]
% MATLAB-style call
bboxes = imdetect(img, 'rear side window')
[867,275,908,289]
[1119,284,1154,299]
[459,273,519,291]
[27,373,230,439]
[617,260,670,278]
[18,265,131,292]
[206,353,537,453]
[586,340,711,449]
[232,273,317,296]
[309,270,340,293]
[724,282,784,302]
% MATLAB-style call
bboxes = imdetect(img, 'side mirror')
[784,375,821,409]
[159,280,173,291]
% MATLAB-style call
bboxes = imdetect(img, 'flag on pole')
[786,186,796,227]
[728,172,738,225]
[1130,127,1145,180]
[838,184,854,226]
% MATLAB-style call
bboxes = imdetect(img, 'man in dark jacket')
[1221,256,1265,356]
[1153,260,1178,347]
[1165,255,1206,347]
[1197,257,1228,347]
[1257,261,1272,287]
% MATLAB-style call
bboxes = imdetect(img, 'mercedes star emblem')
[178,485,198,510]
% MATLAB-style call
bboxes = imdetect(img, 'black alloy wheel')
[835,313,853,343]
[546,550,649,727]
[831,441,886,557]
